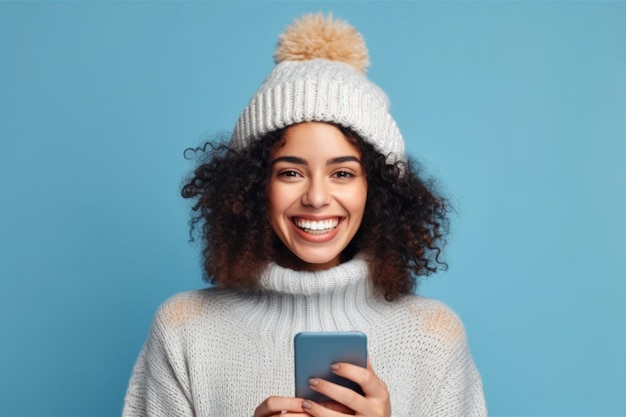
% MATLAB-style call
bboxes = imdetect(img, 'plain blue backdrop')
[1,1,625,416]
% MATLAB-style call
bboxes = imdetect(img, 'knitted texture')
[230,14,405,164]
[123,257,486,416]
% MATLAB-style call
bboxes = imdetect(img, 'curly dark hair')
[181,125,450,301]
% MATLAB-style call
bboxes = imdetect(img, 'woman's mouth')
[292,218,340,235]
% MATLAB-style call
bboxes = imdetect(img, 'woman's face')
[267,122,367,271]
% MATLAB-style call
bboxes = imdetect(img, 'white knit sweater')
[123,257,486,416]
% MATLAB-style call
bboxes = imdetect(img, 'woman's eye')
[333,170,353,179]
[279,170,299,178]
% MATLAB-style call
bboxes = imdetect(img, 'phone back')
[294,331,367,403]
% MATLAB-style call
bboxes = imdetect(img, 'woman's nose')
[301,178,331,208]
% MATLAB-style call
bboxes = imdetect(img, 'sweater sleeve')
[122,298,195,417]
[426,310,487,417]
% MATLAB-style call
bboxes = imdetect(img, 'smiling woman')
[123,13,486,417]
[268,122,368,271]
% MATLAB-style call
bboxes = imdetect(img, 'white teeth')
[294,218,339,234]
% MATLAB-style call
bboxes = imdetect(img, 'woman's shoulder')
[152,287,235,330]
[395,293,460,316]
[386,294,468,345]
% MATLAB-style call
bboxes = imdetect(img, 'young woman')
[123,14,486,417]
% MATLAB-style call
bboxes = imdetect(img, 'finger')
[320,401,355,414]
[329,362,390,416]
[307,377,365,413]
[253,396,306,417]
[301,399,355,416]
[331,361,388,399]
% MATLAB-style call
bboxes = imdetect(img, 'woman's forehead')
[274,122,361,157]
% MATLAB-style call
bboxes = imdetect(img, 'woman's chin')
[275,246,342,272]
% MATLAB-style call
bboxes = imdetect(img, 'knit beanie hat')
[231,13,405,163]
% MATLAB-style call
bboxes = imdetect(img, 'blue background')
[1,1,625,416]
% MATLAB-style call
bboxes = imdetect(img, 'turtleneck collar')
[222,256,390,335]
[256,255,370,296]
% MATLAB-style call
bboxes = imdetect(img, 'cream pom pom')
[274,13,370,74]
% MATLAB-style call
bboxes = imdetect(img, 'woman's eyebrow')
[271,156,307,165]
[271,155,361,166]
[328,156,361,165]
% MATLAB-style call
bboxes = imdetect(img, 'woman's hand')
[253,395,358,417]
[254,396,308,417]
[301,360,391,417]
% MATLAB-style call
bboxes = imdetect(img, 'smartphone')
[294,331,367,403]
